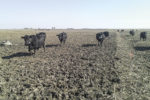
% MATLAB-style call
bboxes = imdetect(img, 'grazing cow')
[56,32,67,44]
[140,32,147,41]
[96,32,105,46]
[103,31,109,37]
[129,30,135,36]
[21,32,46,54]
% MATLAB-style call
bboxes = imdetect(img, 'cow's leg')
[28,47,30,52]
[33,49,36,54]
[60,41,62,46]
[43,44,45,52]
[100,41,102,46]
[97,41,99,46]
[63,40,65,44]
[28,46,32,54]
[101,40,103,47]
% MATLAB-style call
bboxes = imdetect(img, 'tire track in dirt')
[114,32,135,100]
[115,32,150,100]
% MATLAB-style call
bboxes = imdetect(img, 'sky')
[0,0,150,29]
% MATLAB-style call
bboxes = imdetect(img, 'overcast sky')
[0,0,150,29]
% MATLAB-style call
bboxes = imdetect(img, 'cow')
[21,32,46,54]
[140,32,147,41]
[121,30,124,32]
[103,31,109,37]
[56,32,67,45]
[96,32,105,46]
[129,30,135,36]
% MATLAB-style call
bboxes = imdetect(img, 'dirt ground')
[115,30,150,100]
[0,29,150,100]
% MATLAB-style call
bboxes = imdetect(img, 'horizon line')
[0,28,150,30]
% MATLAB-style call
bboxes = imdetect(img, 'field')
[0,29,150,100]
[116,30,150,100]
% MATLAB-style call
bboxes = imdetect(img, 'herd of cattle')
[129,30,147,41]
[21,31,110,54]
[21,32,68,54]
[21,30,147,54]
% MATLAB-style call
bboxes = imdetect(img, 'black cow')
[21,32,46,54]
[96,32,105,46]
[103,31,109,37]
[121,30,124,32]
[129,30,135,36]
[140,32,147,41]
[57,32,67,44]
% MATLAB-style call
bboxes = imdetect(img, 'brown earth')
[2,29,150,100]
[0,29,120,100]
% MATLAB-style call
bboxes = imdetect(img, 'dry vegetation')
[0,29,150,100]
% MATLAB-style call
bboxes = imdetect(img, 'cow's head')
[21,35,32,46]
[98,33,105,39]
